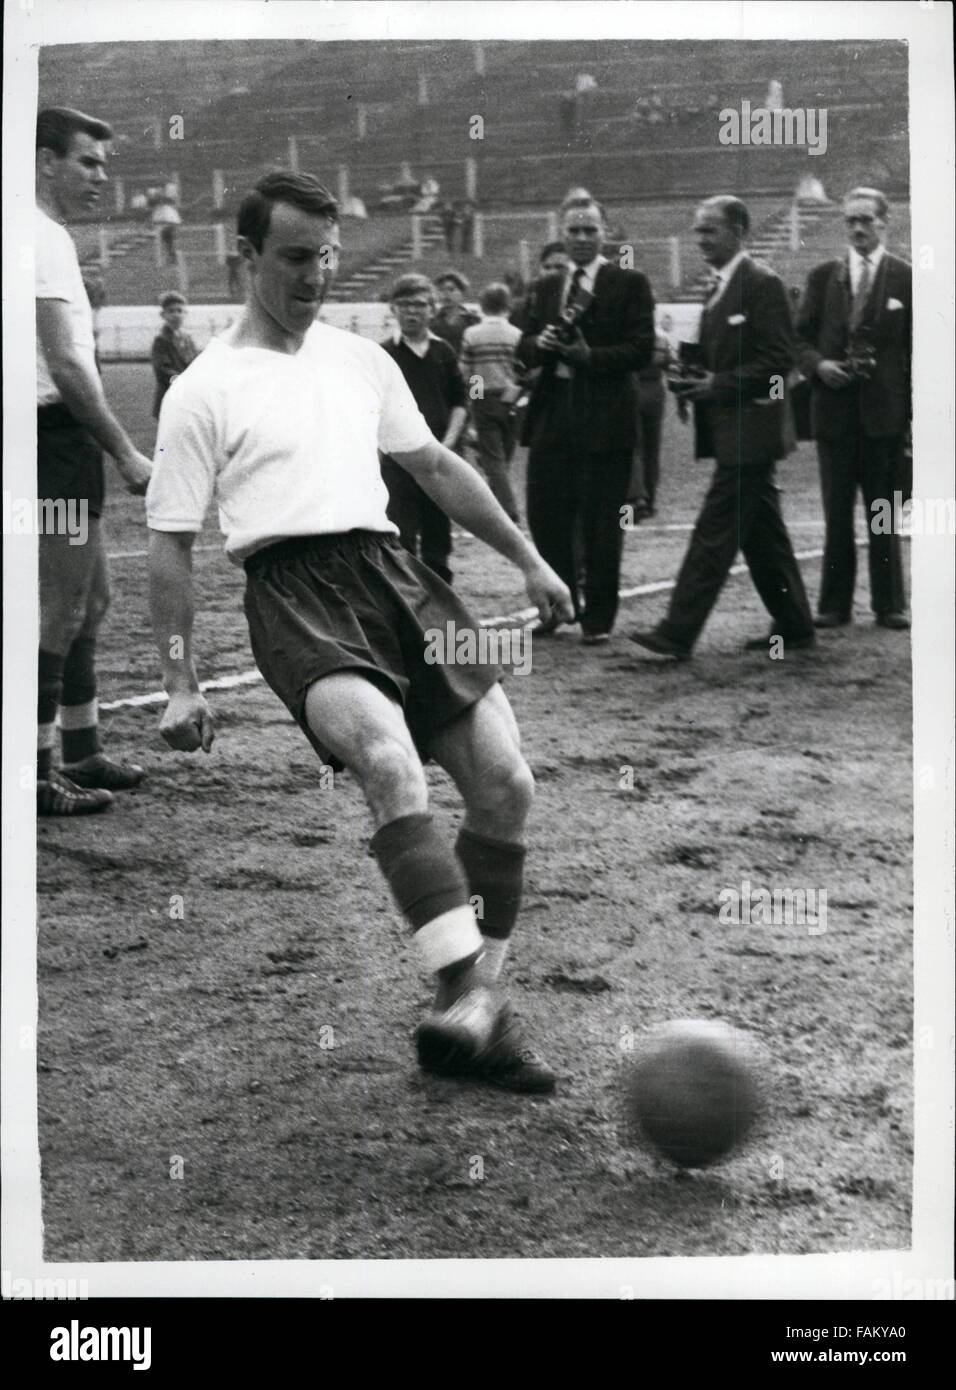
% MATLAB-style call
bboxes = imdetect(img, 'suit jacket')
[693,254,796,466]
[795,251,911,441]
[151,328,199,418]
[515,263,655,454]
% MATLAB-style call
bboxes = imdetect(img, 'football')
[622,1019,761,1169]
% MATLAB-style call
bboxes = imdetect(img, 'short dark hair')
[561,198,608,226]
[435,269,469,292]
[390,272,435,304]
[845,186,889,219]
[539,241,566,264]
[36,106,112,156]
[236,170,338,252]
[160,291,187,310]
[479,282,511,315]
[699,195,750,238]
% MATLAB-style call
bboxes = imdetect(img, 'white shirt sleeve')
[35,215,76,301]
[376,350,435,454]
[147,393,218,533]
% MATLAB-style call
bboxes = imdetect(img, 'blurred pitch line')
[99,543,852,713]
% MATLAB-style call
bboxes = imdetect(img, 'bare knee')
[355,734,428,826]
[467,754,535,831]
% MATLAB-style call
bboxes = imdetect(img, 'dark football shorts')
[37,404,106,519]
[243,530,502,771]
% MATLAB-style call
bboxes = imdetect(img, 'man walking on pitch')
[630,196,814,659]
[35,106,153,814]
[147,172,573,1093]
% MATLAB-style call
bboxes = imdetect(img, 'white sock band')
[414,905,484,974]
[57,699,98,731]
[38,721,58,751]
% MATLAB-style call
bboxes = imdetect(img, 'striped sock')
[60,635,100,764]
[455,828,526,982]
[38,648,65,780]
[370,812,483,974]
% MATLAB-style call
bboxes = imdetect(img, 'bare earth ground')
[36,363,912,1263]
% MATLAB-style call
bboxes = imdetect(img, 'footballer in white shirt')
[148,172,573,1094]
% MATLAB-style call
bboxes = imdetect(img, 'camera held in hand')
[843,329,877,382]
[550,287,594,344]
[666,341,707,394]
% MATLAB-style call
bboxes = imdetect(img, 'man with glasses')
[795,187,912,631]
[380,274,468,584]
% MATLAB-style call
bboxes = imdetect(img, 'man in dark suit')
[795,187,911,630]
[515,199,655,642]
[630,195,814,659]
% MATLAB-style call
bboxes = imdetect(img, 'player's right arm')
[148,529,215,753]
[36,299,153,493]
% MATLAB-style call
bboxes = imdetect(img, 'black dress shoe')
[876,611,910,630]
[629,629,692,660]
[814,612,851,629]
[743,632,816,651]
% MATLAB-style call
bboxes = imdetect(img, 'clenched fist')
[160,690,216,753]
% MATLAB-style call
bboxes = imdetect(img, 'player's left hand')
[672,371,715,402]
[160,690,216,753]
[524,558,575,628]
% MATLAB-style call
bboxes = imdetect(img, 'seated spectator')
[460,283,523,523]
[150,291,199,419]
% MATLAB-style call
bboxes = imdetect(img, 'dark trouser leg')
[419,490,454,586]
[474,398,519,521]
[580,449,632,635]
[381,457,423,559]
[816,436,859,619]
[659,463,749,650]
[740,468,815,638]
[860,434,906,616]
[526,444,581,619]
[640,399,664,510]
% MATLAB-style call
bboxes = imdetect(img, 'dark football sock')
[38,649,65,780]
[370,812,483,975]
[455,828,526,980]
[60,635,100,763]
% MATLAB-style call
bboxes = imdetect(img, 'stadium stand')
[39,39,909,307]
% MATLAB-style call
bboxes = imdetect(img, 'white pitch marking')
[100,545,847,713]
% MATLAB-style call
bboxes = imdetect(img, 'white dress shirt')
[848,241,884,296]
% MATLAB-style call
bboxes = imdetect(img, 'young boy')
[380,274,467,584]
[459,282,523,523]
[150,291,199,419]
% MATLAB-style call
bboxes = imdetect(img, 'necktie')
[850,256,872,330]
[698,273,721,342]
[565,266,585,311]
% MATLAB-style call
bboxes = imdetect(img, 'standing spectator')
[627,325,672,518]
[795,186,911,630]
[34,106,152,815]
[630,196,815,660]
[515,199,655,642]
[440,200,460,252]
[225,248,243,299]
[431,270,481,355]
[460,282,523,523]
[380,274,468,584]
[150,291,200,418]
[151,194,182,266]
[459,200,476,254]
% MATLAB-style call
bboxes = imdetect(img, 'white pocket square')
[886,298,903,311]
[727,313,747,326]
